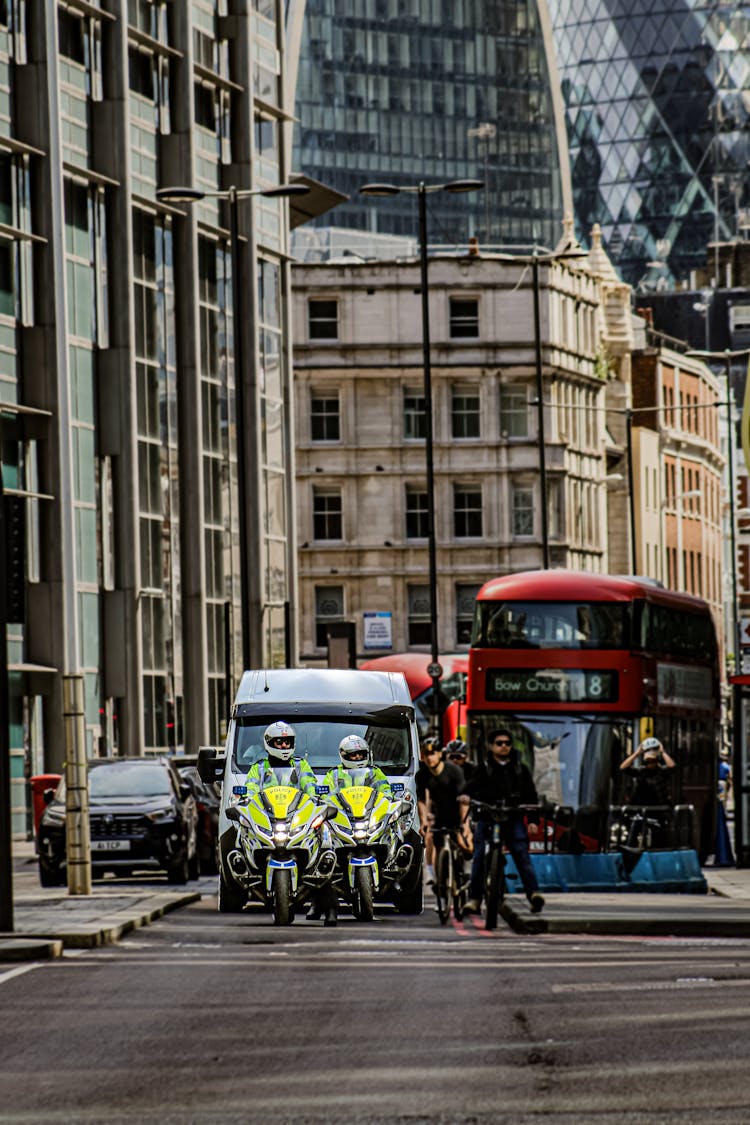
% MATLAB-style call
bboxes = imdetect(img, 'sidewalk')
[0,840,201,963]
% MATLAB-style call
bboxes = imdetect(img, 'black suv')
[38,758,198,886]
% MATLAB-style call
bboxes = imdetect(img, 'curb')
[500,898,750,938]
[0,938,63,963]
[0,891,201,958]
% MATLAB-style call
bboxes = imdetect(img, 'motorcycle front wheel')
[272,869,294,926]
[353,865,375,922]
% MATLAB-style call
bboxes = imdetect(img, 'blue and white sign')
[363,611,392,650]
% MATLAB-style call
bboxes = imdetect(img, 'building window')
[452,385,480,438]
[405,486,428,539]
[311,390,340,441]
[407,583,431,645]
[454,486,482,538]
[455,583,481,646]
[313,487,342,540]
[308,298,338,340]
[500,386,529,437]
[512,485,534,537]
[315,585,344,647]
[403,388,426,439]
[449,296,478,338]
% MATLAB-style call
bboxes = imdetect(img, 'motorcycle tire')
[484,847,504,931]
[272,869,294,926]
[217,871,246,913]
[435,846,452,925]
[353,865,375,922]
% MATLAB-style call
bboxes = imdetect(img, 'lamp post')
[359,179,483,731]
[156,182,309,672]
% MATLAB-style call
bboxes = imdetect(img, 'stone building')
[292,231,636,661]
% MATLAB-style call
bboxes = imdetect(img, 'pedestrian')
[715,748,735,867]
[463,728,544,915]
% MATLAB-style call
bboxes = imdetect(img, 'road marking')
[0,963,42,986]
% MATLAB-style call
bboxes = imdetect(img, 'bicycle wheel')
[484,847,506,931]
[435,843,452,925]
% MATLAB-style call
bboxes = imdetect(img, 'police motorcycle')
[321,736,414,922]
[223,724,336,925]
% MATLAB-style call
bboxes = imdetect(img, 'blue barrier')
[503,850,707,894]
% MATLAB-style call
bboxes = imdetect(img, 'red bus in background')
[359,652,468,744]
[467,570,721,858]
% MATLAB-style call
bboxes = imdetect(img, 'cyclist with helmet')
[620,736,675,808]
[245,721,317,798]
[445,739,475,785]
[416,737,467,886]
[619,736,676,849]
[322,734,393,797]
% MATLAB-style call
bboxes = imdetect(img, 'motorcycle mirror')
[225,805,242,823]
[399,799,412,816]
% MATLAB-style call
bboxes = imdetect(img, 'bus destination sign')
[486,668,618,704]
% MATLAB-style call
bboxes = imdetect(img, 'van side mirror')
[198,746,225,783]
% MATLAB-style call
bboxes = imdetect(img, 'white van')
[198,668,424,914]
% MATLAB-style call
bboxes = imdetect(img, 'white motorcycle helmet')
[338,734,371,769]
[264,721,296,762]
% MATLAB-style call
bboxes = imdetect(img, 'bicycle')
[469,799,514,929]
[433,823,472,924]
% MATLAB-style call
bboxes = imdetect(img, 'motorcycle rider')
[322,734,393,796]
[245,721,317,797]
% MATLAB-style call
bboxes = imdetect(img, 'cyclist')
[416,737,467,885]
[619,735,676,849]
[445,739,475,785]
[245,721,317,797]
[463,728,544,915]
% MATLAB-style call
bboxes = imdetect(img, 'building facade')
[292,238,633,662]
[1,0,305,835]
[549,0,750,287]
[292,0,572,250]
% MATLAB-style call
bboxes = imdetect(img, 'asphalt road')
[1,893,750,1125]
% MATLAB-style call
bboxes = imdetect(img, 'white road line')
[0,963,42,986]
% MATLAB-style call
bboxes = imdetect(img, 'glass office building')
[548,0,750,287]
[293,0,572,249]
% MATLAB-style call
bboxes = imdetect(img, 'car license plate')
[92,840,131,852]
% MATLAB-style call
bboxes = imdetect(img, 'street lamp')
[156,182,309,672]
[359,179,483,730]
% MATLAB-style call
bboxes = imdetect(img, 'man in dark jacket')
[463,728,544,915]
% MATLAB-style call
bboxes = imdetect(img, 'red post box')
[30,774,62,837]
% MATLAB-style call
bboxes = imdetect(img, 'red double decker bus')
[467,570,720,858]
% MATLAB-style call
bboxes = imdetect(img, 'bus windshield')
[469,712,631,809]
[471,600,629,650]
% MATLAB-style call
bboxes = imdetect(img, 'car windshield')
[233,715,412,774]
[89,763,173,798]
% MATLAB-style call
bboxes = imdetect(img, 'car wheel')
[166,854,189,884]
[39,861,65,888]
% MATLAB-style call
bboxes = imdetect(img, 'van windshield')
[233,716,412,775]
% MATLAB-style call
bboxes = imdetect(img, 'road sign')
[741,617,750,647]
[427,662,443,679]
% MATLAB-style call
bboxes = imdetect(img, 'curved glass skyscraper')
[548,1,750,287]
[292,0,572,249]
